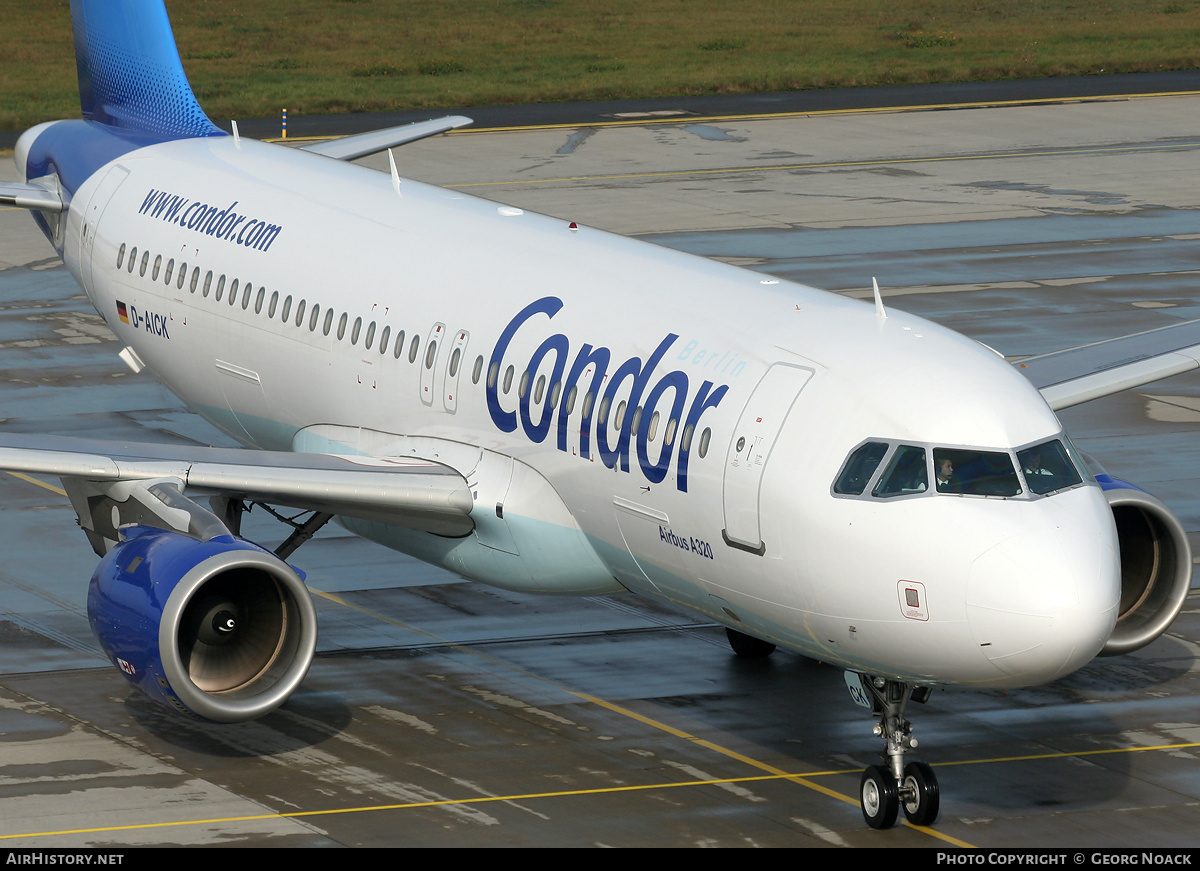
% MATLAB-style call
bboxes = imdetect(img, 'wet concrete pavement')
[1,87,1199,847]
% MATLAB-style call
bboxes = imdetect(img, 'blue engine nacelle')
[87,526,317,722]
[1097,476,1193,656]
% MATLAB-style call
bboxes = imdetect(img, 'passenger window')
[281,295,292,322]
[177,263,188,290]
[295,299,306,327]
[128,247,138,273]
[139,251,149,277]
[698,427,711,458]
[214,274,225,301]
[241,283,252,310]
[310,304,320,332]
[117,243,126,269]
[834,441,889,496]
[323,309,334,336]
[873,446,928,498]
[378,325,390,353]
[227,278,239,306]
[152,255,161,280]
[351,316,362,345]
[202,270,212,295]
[163,258,174,284]
[337,313,348,340]
[449,347,461,378]
[256,287,266,314]
[409,335,420,363]
[268,291,279,319]
[473,356,484,384]
[394,329,406,357]
[365,321,376,349]
[503,365,514,394]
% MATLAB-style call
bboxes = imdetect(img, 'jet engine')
[87,525,317,722]
[1098,477,1192,656]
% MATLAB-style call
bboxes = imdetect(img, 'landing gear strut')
[211,496,334,561]
[856,676,939,828]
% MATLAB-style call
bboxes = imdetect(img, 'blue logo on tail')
[70,0,223,138]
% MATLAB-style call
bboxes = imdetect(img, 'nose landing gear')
[854,675,940,828]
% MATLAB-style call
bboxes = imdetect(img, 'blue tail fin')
[70,0,224,138]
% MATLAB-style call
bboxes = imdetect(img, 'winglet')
[69,0,224,138]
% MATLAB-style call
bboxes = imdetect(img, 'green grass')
[2,0,1200,130]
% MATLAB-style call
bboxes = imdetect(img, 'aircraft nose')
[965,496,1120,684]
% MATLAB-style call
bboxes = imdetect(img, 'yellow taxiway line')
[5,740,1200,843]
[267,87,1200,146]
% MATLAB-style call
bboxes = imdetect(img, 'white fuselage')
[50,131,1122,688]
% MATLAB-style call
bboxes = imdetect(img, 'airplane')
[1,0,1197,831]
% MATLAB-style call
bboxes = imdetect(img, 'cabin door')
[80,164,130,298]
[721,362,814,554]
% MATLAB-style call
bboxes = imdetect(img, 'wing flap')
[0,433,474,535]
[1014,319,1200,410]
[299,116,473,161]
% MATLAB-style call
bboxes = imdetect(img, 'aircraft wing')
[298,116,473,161]
[1014,319,1200,410]
[0,181,63,212]
[0,432,474,535]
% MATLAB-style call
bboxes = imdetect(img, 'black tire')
[901,760,940,826]
[860,765,899,829]
[725,627,776,658]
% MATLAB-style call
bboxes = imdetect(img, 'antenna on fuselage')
[873,277,887,320]
[388,148,402,196]
[231,120,241,148]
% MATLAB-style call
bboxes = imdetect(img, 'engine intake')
[1099,480,1192,656]
[88,526,317,722]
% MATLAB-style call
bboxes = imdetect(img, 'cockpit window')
[834,441,889,495]
[1017,439,1083,495]
[837,437,1083,503]
[873,445,927,498]
[933,448,1021,496]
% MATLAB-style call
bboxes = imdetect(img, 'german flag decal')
[116,301,129,325]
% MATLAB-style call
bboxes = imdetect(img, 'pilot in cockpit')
[935,456,958,492]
